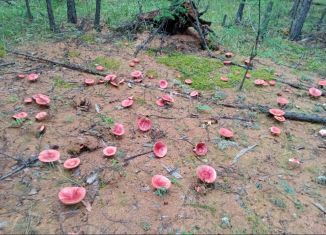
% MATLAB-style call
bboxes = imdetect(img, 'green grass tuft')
[93,56,121,70]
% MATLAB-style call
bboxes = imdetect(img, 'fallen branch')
[276,78,325,96]
[123,150,153,163]
[220,103,326,124]
[7,50,106,76]
[311,201,326,214]
[0,155,38,180]
[232,144,258,164]
[0,62,15,67]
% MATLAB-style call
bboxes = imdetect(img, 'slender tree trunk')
[289,0,312,41]
[289,0,300,18]
[316,7,326,31]
[235,0,246,24]
[67,0,77,24]
[94,0,101,32]
[25,0,33,21]
[222,14,227,27]
[45,0,58,32]
[261,1,273,40]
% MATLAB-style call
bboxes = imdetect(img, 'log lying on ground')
[7,50,106,76]
[220,103,326,124]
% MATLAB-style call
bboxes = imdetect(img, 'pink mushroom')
[193,142,208,156]
[223,60,232,66]
[196,165,217,183]
[225,52,233,58]
[24,98,33,104]
[38,149,60,163]
[184,79,193,85]
[98,79,105,84]
[220,76,228,82]
[103,146,117,157]
[153,141,167,158]
[110,80,119,87]
[112,123,125,136]
[244,59,252,66]
[17,74,26,79]
[28,73,39,82]
[219,128,234,138]
[130,70,143,79]
[104,74,117,82]
[245,73,251,79]
[137,117,152,132]
[58,187,86,205]
[318,80,326,87]
[274,115,286,122]
[269,80,276,86]
[277,97,289,106]
[121,98,134,108]
[156,99,165,107]
[190,91,199,97]
[288,158,301,168]
[159,80,168,89]
[151,175,171,189]
[33,94,50,106]
[309,87,322,98]
[270,126,281,136]
[269,108,285,117]
[132,58,140,64]
[35,111,48,121]
[12,112,28,120]
[84,78,95,86]
[254,79,265,86]
[63,158,81,169]
[129,62,136,67]
[96,65,105,71]
[161,94,174,103]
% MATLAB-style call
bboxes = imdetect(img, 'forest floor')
[0,32,325,234]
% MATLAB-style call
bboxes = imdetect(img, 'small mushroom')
[277,97,289,106]
[129,62,136,67]
[194,142,208,156]
[151,175,171,189]
[104,74,117,82]
[24,97,33,104]
[63,158,81,169]
[269,108,285,117]
[38,149,60,163]
[318,80,326,87]
[84,78,95,86]
[254,79,265,86]
[269,80,276,86]
[96,65,104,71]
[137,117,152,132]
[219,128,234,138]
[196,165,217,183]
[17,74,26,79]
[245,72,251,79]
[153,141,167,158]
[309,87,322,98]
[112,123,125,136]
[35,111,48,121]
[156,99,165,107]
[103,146,117,157]
[159,80,168,89]
[274,115,286,122]
[12,112,28,120]
[28,73,39,82]
[184,79,192,85]
[33,94,50,106]
[220,76,228,82]
[132,58,140,64]
[225,52,233,58]
[190,90,199,98]
[130,70,143,79]
[58,187,86,205]
[223,60,232,66]
[121,98,134,108]
[270,126,281,136]
[161,94,174,103]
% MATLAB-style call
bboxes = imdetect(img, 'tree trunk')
[45,0,58,32]
[289,0,300,18]
[67,0,77,24]
[25,0,33,21]
[261,1,273,40]
[94,0,101,32]
[235,0,246,24]
[289,0,312,41]
[316,7,326,31]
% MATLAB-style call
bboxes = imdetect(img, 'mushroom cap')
[245,73,251,78]
[244,59,252,65]
[269,108,285,117]
[38,149,60,163]
[309,87,322,97]
[223,60,232,66]
[161,94,174,103]
[196,165,217,183]
[219,128,234,138]
[12,112,28,120]
[110,80,119,87]
[220,76,228,82]
[319,129,326,137]
[28,73,39,81]
[254,79,265,85]
[151,175,171,189]
[33,94,50,106]
[17,74,26,79]
[63,158,81,169]
[130,70,143,79]
[194,142,208,156]
[190,90,199,97]
[156,99,165,107]
[269,80,276,86]
[103,146,117,157]
[153,141,167,158]
[274,115,286,122]
[84,78,95,85]
[35,111,48,121]
[112,123,125,136]
[288,158,301,165]
[277,97,289,106]
[225,52,233,58]
[24,97,33,104]
[159,80,168,89]
[270,126,281,136]
[121,99,134,108]
[129,62,136,67]
[58,187,86,205]
[96,65,105,71]
[137,117,152,132]
[132,58,140,64]
[104,74,117,82]
[318,80,326,86]
[184,79,193,85]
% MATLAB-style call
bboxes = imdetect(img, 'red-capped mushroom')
[309,87,322,98]
[161,94,174,103]
[269,80,276,86]
[84,78,95,86]
[96,65,105,71]
[131,70,143,79]
[269,108,285,117]
[17,74,25,79]
[219,128,234,138]
[194,142,208,156]
[156,99,165,107]
[220,76,228,82]
[153,141,167,158]
[277,97,289,106]
[38,149,60,163]
[137,117,152,132]
[190,90,199,97]
[33,94,50,106]
[12,112,28,120]
[159,80,168,89]
[132,58,140,64]
[274,115,286,122]
[63,158,81,169]
[121,99,134,108]
[103,146,117,157]
[288,158,301,165]
[98,79,105,84]
[196,165,216,183]
[244,59,252,66]
[129,62,136,67]
[185,79,192,85]
[270,126,281,136]
[104,74,117,82]
[28,73,39,82]
[224,60,232,66]
[112,123,125,136]
[245,73,251,79]
[225,52,233,58]
[58,187,86,205]
[24,98,33,104]
[254,79,265,86]
[318,80,326,87]
[151,175,171,189]
[35,111,48,121]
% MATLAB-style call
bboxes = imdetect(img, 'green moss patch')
[93,56,121,70]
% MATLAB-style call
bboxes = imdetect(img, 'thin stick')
[232,144,258,164]
[123,150,153,162]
